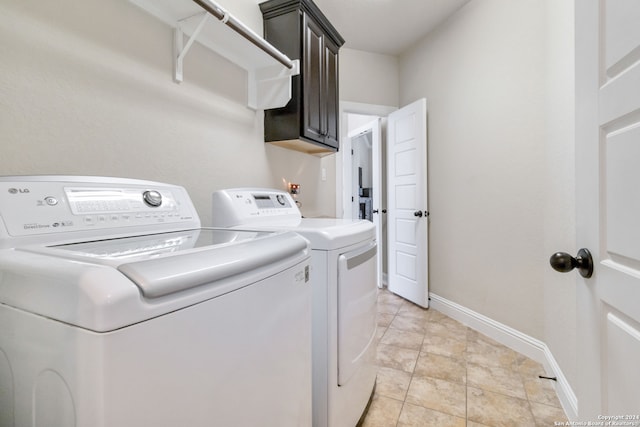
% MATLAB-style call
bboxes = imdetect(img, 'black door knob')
[549,248,594,278]
[414,211,423,217]
[382,209,387,214]
[373,209,379,214]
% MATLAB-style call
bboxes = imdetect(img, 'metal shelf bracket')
[131,0,299,109]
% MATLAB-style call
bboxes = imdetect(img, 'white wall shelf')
[130,0,299,110]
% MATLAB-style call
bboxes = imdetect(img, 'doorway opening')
[339,103,396,288]
[336,102,396,221]
[349,120,376,221]
[337,100,429,306]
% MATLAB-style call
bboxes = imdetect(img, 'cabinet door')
[303,15,325,143]
[323,37,339,149]
[262,9,302,143]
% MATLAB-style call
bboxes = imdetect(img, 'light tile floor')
[361,289,569,427]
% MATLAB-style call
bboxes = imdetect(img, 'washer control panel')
[0,177,199,239]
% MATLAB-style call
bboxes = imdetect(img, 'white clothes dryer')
[0,176,312,427]
[212,188,378,427]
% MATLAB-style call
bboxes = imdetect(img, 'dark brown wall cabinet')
[260,0,345,155]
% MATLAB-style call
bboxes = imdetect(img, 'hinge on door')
[352,197,354,202]
[351,149,354,155]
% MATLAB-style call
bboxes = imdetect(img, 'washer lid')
[49,228,302,298]
[49,228,269,263]
[0,228,309,331]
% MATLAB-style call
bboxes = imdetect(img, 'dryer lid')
[232,218,375,250]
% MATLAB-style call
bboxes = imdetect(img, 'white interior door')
[386,99,428,307]
[575,0,640,418]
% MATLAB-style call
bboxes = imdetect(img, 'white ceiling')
[314,0,472,56]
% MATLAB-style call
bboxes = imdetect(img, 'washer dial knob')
[143,190,162,207]
[276,194,287,206]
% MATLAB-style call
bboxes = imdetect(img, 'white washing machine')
[212,188,378,427]
[0,176,312,427]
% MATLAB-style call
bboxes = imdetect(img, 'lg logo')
[8,188,30,194]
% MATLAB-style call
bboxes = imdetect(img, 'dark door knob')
[414,211,423,217]
[373,209,379,214]
[549,248,594,278]
[382,209,387,214]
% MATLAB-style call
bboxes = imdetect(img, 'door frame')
[336,102,397,219]
[336,102,397,287]
[346,118,383,288]
[346,120,377,221]
[574,0,600,419]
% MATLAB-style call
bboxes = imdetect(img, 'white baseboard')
[428,293,578,420]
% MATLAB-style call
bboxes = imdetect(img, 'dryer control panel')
[212,188,301,228]
[0,176,200,242]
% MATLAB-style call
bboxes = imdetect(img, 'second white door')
[387,98,428,307]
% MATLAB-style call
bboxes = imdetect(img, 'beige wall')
[340,49,400,108]
[400,0,546,340]
[398,0,577,387]
[0,0,335,224]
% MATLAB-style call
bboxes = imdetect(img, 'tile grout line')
[400,301,430,427]
[465,328,469,426]
[392,302,402,427]
[398,300,412,427]
[518,358,537,424]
